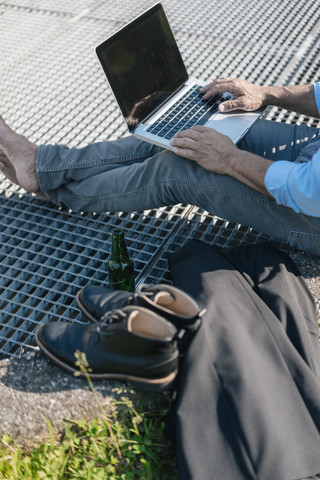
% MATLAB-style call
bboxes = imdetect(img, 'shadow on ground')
[0,350,166,446]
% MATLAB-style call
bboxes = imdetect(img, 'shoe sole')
[35,328,178,392]
[76,290,101,323]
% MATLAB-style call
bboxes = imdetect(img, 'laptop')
[95,3,261,150]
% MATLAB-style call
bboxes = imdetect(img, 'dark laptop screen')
[96,3,188,131]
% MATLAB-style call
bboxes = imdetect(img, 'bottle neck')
[111,229,130,261]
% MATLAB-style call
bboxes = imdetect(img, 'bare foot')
[0,116,41,194]
[0,148,19,185]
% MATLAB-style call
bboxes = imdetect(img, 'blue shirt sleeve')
[314,82,320,115]
[265,148,320,217]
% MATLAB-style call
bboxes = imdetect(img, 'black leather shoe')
[35,306,180,391]
[77,283,206,335]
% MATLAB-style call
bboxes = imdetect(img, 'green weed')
[0,351,178,479]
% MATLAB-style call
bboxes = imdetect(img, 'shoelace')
[135,283,176,302]
[94,309,128,340]
[98,306,185,341]
[98,309,127,328]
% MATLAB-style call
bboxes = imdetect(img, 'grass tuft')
[0,351,178,479]
[0,394,177,479]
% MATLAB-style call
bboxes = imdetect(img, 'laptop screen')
[96,3,188,132]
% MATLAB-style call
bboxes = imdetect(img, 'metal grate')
[139,208,294,286]
[0,181,192,355]
[0,0,320,356]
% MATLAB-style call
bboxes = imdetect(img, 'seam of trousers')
[52,178,278,204]
[36,143,163,172]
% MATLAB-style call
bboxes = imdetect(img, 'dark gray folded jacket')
[169,240,320,480]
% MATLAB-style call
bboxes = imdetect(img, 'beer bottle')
[108,228,135,292]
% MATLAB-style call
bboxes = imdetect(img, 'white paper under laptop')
[96,3,261,150]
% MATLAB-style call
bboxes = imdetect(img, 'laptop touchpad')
[206,113,257,143]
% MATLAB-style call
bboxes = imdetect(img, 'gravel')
[0,349,147,446]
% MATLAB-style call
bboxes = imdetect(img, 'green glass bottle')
[108,228,135,292]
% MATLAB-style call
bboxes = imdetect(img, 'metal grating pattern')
[0,0,320,356]
[0,178,191,355]
[139,209,293,286]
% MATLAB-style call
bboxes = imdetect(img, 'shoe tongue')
[127,309,140,332]
[153,291,175,306]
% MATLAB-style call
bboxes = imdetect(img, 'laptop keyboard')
[146,84,231,140]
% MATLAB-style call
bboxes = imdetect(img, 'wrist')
[261,85,284,108]
[226,149,272,179]
[226,149,273,196]
[224,148,249,176]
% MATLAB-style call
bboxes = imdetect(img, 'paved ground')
[291,251,320,314]
[0,348,151,446]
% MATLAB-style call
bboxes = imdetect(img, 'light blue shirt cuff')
[265,161,300,212]
[314,82,320,115]
[265,150,320,217]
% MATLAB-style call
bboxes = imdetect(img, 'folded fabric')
[169,240,320,480]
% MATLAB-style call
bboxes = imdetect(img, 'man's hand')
[170,125,273,197]
[170,126,237,175]
[200,78,268,113]
[201,77,319,118]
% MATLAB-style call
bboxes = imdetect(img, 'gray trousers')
[37,119,320,255]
